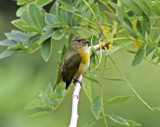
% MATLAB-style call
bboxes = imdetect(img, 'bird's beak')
[82,40,89,44]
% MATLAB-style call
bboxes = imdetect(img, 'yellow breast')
[75,46,90,77]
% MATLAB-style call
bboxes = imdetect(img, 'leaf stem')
[82,0,103,37]
[29,45,41,53]
[144,57,160,68]
[51,84,73,112]
[100,56,108,127]
[99,0,114,14]
[109,56,154,111]
[114,41,160,68]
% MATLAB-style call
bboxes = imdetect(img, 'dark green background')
[0,1,160,127]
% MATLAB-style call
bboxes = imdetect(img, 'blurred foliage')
[0,0,160,127]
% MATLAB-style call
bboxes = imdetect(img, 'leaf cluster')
[25,82,67,117]
[103,0,160,66]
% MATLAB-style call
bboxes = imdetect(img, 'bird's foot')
[73,78,82,86]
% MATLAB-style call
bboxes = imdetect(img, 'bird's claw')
[73,78,82,86]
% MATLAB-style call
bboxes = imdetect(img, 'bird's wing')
[61,51,81,89]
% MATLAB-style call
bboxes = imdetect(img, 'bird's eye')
[77,40,81,42]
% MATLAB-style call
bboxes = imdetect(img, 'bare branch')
[91,42,107,51]
[68,75,82,127]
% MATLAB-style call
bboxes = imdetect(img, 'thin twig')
[82,0,103,72]
[99,0,114,14]
[82,0,103,37]
[100,56,108,127]
[144,57,160,68]
[109,56,154,111]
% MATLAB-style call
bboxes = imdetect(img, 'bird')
[53,35,90,91]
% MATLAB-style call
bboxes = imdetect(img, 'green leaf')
[105,11,121,23]
[12,19,41,33]
[57,0,72,5]
[120,0,142,15]
[41,91,54,106]
[28,111,50,117]
[152,29,160,42]
[84,76,100,85]
[28,4,44,30]
[5,32,28,43]
[105,47,120,56]
[142,13,151,36]
[35,0,53,7]
[83,78,92,103]
[108,2,128,17]
[16,5,27,17]
[91,96,102,119]
[25,99,43,110]
[50,1,59,15]
[123,17,133,28]
[0,39,17,47]
[152,53,157,60]
[12,19,28,28]
[153,2,160,16]
[39,29,55,44]
[104,96,132,105]
[41,38,52,62]
[60,4,77,12]
[150,12,157,25]
[54,82,66,96]
[45,82,53,94]
[17,0,27,5]
[154,50,160,58]
[0,49,17,59]
[21,11,33,25]
[23,26,42,33]
[26,34,41,47]
[108,115,129,126]
[123,22,138,39]
[83,119,96,127]
[143,0,153,10]
[74,11,83,18]
[68,33,75,47]
[60,10,74,26]
[133,0,151,16]
[136,20,142,35]
[86,9,91,19]
[153,107,160,111]
[78,0,94,12]
[146,44,154,56]
[45,13,59,25]
[48,22,68,28]
[132,45,144,66]
[76,27,93,38]
[52,30,65,40]
[74,0,82,8]
[126,119,141,126]
[158,41,160,47]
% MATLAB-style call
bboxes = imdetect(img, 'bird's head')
[70,35,89,50]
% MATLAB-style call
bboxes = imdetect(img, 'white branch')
[68,75,83,127]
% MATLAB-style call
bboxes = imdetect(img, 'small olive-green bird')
[53,35,90,90]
